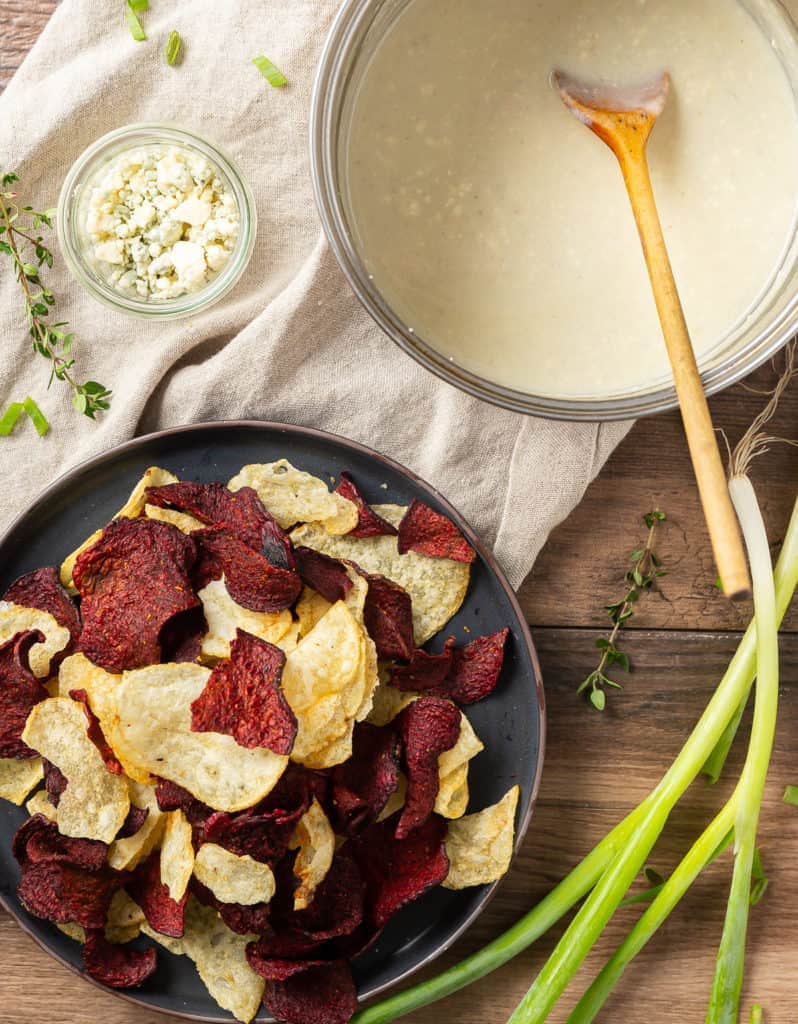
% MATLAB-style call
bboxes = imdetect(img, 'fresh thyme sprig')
[0,172,112,421]
[578,509,667,710]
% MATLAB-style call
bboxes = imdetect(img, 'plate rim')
[0,418,546,1023]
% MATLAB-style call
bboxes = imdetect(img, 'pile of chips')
[0,460,520,1024]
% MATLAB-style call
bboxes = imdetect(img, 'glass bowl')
[58,123,256,320]
[310,0,798,421]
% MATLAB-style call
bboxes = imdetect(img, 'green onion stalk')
[352,494,798,1024]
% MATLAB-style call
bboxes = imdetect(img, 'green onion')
[165,30,182,66]
[0,402,25,436]
[23,396,49,437]
[127,0,148,9]
[126,9,146,41]
[784,785,798,807]
[751,1007,763,1024]
[252,55,288,88]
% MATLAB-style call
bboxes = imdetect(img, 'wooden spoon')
[553,69,750,600]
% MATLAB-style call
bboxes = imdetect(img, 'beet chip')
[13,814,108,872]
[193,528,301,612]
[445,628,509,704]
[82,930,157,989]
[397,499,476,564]
[159,606,207,664]
[351,814,449,930]
[263,960,358,1024]
[275,850,365,943]
[397,698,460,839]
[331,723,401,835]
[246,926,323,961]
[191,878,272,936]
[154,778,212,826]
[74,518,199,672]
[390,639,455,693]
[294,547,353,603]
[335,473,398,539]
[0,630,49,758]
[69,687,124,775]
[44,759,67,807]
[146,482,269,548]
[362,574,414,661]
[246,953,326,981]
[4,567,81,659]
[127,851,186,938]
[191,630,296,755]
[18,860,122,929]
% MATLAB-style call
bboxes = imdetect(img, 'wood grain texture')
[1,3,798,1023]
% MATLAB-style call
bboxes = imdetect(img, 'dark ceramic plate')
[0,421,545,1022]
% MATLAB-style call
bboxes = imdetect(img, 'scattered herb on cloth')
[253,55,289,88]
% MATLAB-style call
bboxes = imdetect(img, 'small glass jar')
[58,123,256,320]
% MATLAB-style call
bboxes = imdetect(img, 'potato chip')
[105,888,146,944]
[193,843,276,906]
[295,588,332,638]
[110,663,289,812]
[58,921,86,943]
[0,756,43,805]
[228,460,358,534]
[442,785,520,890]
[143,896,265,1024]
[290,505,469,644]
[198,578,293,663]
[108,781,165,871]
[0,604,70,679]
[290,798,335,911]
[26,788,57,821]
[438,713,484,778]
[60,467,180,591]
[365,674,419,727]
[435,762,470,819]
[145,503,205,533]
[160,808,194,902]
[21,697,130,843]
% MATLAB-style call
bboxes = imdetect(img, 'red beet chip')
[444,628,509,704]
[82,930,157,989]
[44,759,67,807]
[294,547,353,603]
[350,814,449,930]
[275,850,365,943]
[3,566,81,661]
[154,778,212,826]
[397,697,460,839]
[390,638,455,693]
[69,688,124,775]
[13,814,108,872]
[247,952,327,981]
[18,860,122,929]
[331,723,401,836]
[191,879,272,936]
[127,850,186,938]
[362,574,414,661]
[74,518,199,672]
[0,629,49,759]
[397,499,476,563]
[191,630,296,755]
[247,926,324,960]
[263,960,358,1024]
[193,528,301,612]
[159,606,207,664]
[116,805,150,840]
[335,473,397,539]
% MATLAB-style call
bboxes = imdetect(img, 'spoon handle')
[617,144,751,600]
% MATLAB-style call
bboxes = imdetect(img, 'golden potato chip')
[291,505,469,643]
[160,808,195,902]
[193,843,276,906]
[289,798,335,911]
[296,588,332,638]
[106,889,146,944]
[60,467,179,591]
[443,785,520,890]
[0,756,43,805]
[439,713,484,778]
[198,579,294,663]
[143,897,265,1023]
[377,772,407,822]
[110,663,288,811]
[57,921,86,943]
[108,781,165,871]
[144,503,205,534]
[0,604,71,678]
[26,788,57,821]
[228,460,358,534]
[436,762,470,819]
[21,697,130,843]
[366,676,419,727]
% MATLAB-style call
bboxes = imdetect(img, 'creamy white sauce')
[343,0,798,400]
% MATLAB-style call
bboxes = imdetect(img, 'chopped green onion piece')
[23,396,49,437]
[127,0,148,10]
[127,9,146,41]
[252,55,288,88]
[0,402,25,436]
[784,784,798,807]
[165,30,182,66]
[749,848,768,907]
[751,1007,763,1024]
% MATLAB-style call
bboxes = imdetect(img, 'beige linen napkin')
[0,0,631,589]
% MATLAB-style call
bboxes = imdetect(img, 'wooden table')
[2,6,797,1023]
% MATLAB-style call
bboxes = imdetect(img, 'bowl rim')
[0,418,546,1023]
[56,122,257,322]
[309,0,798,422]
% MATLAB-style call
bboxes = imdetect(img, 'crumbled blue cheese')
[85,144,240,302]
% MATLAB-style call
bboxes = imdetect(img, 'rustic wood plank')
[2,629,796,1022]
[0,0,57,91]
